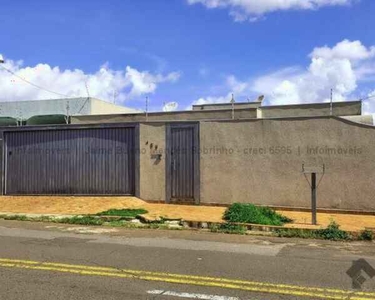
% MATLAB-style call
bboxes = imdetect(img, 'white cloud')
[190,75,246,107]
[163,101,179,112]
[124,66,180,99]
[362,91,375,124]
[192,40,375,115]
[252,40,375,105]
[0,57,181,104]
[310,39,375,61]
[188,0,354,22]
[191,94,232,107]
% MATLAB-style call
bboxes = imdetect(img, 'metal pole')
[113,90,117,104]
[65,101,70,124]
[330,89,333,116]
[145,96,149,122]
[231,93,235,120]
[311,172,317,225]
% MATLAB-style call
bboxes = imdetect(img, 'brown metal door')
[167,124,199,204]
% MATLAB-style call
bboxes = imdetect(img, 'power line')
[84,80,90,98]
[77,97,90,114]
[0,64,70,98]
[359,94,375,102]
[75,79,92,114]
[0,63,93,115]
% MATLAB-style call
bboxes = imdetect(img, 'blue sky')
[1,0,375,113]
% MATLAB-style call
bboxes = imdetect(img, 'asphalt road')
[0,219,374,300]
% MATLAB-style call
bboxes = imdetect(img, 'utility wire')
[76,97,90,114]
[0,64,70,98]
[76,80,91,114]
[359,94,375,101]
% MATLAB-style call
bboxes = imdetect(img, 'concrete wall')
[193,102,261,111]
[341,115,374,125]
[0,131,3,195]
[2,112,373,212]
[0,98,139,120]
[259,101,361,118]
[71,101,362,124]
[0,98,91,119]
[90,98,140,115]
[71,108,257,124]
[139,123,166,201]
[199,117,375,211]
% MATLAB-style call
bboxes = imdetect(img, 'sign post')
[311,172,317,225]
[302,164,325,225]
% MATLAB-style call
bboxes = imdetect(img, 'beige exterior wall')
[199,117,375,211]
[341,115,373,125]
[0,97,141,119]
[71,106,374,211]
[90,98,140,114]
[71,108,257,124]
[259,101,361,118]
[139,123,166,201]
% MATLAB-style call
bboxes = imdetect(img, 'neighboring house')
[71,100,372,124]
[0,97,140,125]
[0,99,374,213]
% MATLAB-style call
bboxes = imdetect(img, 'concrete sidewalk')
[0,196,374,232]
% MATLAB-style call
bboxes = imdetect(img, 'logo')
[346,259,375,289]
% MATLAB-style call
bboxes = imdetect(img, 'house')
[0,98,374,213]
[0,97,140,125]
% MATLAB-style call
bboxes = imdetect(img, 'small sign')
[302,164,325,174]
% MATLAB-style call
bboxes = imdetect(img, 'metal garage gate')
[4,126,136,195]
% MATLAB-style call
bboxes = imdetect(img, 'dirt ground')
[0,196,226,222]
[0,196,374,232]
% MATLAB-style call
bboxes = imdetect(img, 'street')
[0,219,374,299]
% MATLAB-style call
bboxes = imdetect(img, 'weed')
[359,230,374,241]
[58,216,104,226]
[96,209,147,218]
[224,203,292,226]
[35,216,54,222]
[316,221,351,241]
[275,228,318,239]
[276,221,352,241]
[3,215,28,221]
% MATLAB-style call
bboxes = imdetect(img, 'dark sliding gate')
[4,126,137,195]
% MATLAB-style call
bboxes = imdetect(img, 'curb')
[0,212,77,219]
[181,220,312,232]
[0,212,368,236]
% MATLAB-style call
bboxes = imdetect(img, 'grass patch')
[0,215,56,223]
[224,203,292,226]
[359,230,374,241]
[104,220,180,230]
[58,216,104,226]
[3,215,29,221]
[275,228,318,239]
[96,209,148,218]
[315,221,351,241]
[275,221,352,241]
[210,223,247,235]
